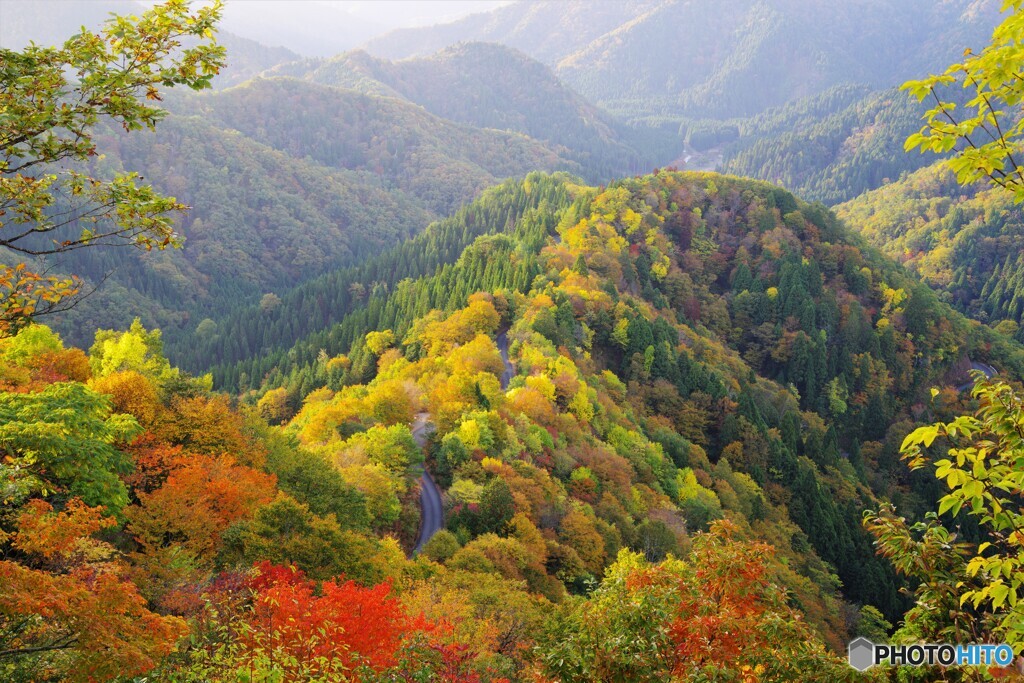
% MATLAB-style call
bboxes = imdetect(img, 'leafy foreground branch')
[904,0,1024,201]
[0,0,225,335]
[866,376,1024,680]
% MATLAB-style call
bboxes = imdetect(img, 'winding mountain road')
[411,331,516,555]
[956,360,998,393]
[411,412,442,555]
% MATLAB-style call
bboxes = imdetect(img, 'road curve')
[411,412,443,555]
[411,333,516,555]
[413,468,443,555]
[956,360,997,393]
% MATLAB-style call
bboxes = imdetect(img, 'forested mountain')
[837,162,1024,342]
[39,77,592,349]
[218,171,1024,630]
[718,85,938,204]
[175,77,578,214]
[34,112,435,347]
[13,170,1024,679]
[364,0,1001,120]
[278,43,667,176]
[8,1,1024,680]
[209,166,1024,400]
[170,177,561,376]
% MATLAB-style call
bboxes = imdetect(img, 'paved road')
[956,360,997,393]
[411,412,442,555]
[410,333,516,554]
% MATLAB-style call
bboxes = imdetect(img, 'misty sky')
[331,1,512,29]
[213,0,513,55]
[128,0,515,56]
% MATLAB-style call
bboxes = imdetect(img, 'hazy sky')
[330,1,513,29]
[128,0,515,56]
[213,0,514,55]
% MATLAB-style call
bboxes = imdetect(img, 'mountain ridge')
[364,0,1002,120]
[278,42,667,178]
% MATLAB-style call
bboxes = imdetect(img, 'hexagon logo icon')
[848,637,875,671]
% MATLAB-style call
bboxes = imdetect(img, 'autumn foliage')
[5,160,1015,683]
[243,562,430,674]
[0,500,188,682]
[540,520,856,682]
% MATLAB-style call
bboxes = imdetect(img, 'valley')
[2,0,1024,681]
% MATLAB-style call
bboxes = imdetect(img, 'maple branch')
[0,637,79,658]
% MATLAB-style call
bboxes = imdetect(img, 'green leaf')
[991,583,1010,609]
[938,496,959,516]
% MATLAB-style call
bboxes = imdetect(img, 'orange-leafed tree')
[0,499,187,681]
[124,453,276,609]
[181,562,432,680]
[89,370,161,427]
[120,433,187,494]
[154,394,267,467]
[538,520,856,682]
[23,348,91,386]
[127,453,277,563]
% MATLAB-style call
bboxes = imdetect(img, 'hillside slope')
[7,169,1024,679]
[719,86,935,204]
[365,0,1000,120]
[182,77,578,215]
[169,177,565,375]
[227,172,1024,636]
[39,76,588,348]
[286,43,656,177]
[837,163,1024,341]
[37,114,431,348]
[1,174,921,679]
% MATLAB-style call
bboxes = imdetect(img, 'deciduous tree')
[904,1,1024,201]
[877,377,1024,647]
[0,499,187,682]
[0,1,225,335]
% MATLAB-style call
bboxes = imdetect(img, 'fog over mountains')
[364,0,1001,119]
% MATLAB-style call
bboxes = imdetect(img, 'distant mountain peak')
[363,0,1003,121]
[284,43,658,179]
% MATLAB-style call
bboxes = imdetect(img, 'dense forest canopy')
[4,0,1024,681]
[837,163,1024,340]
